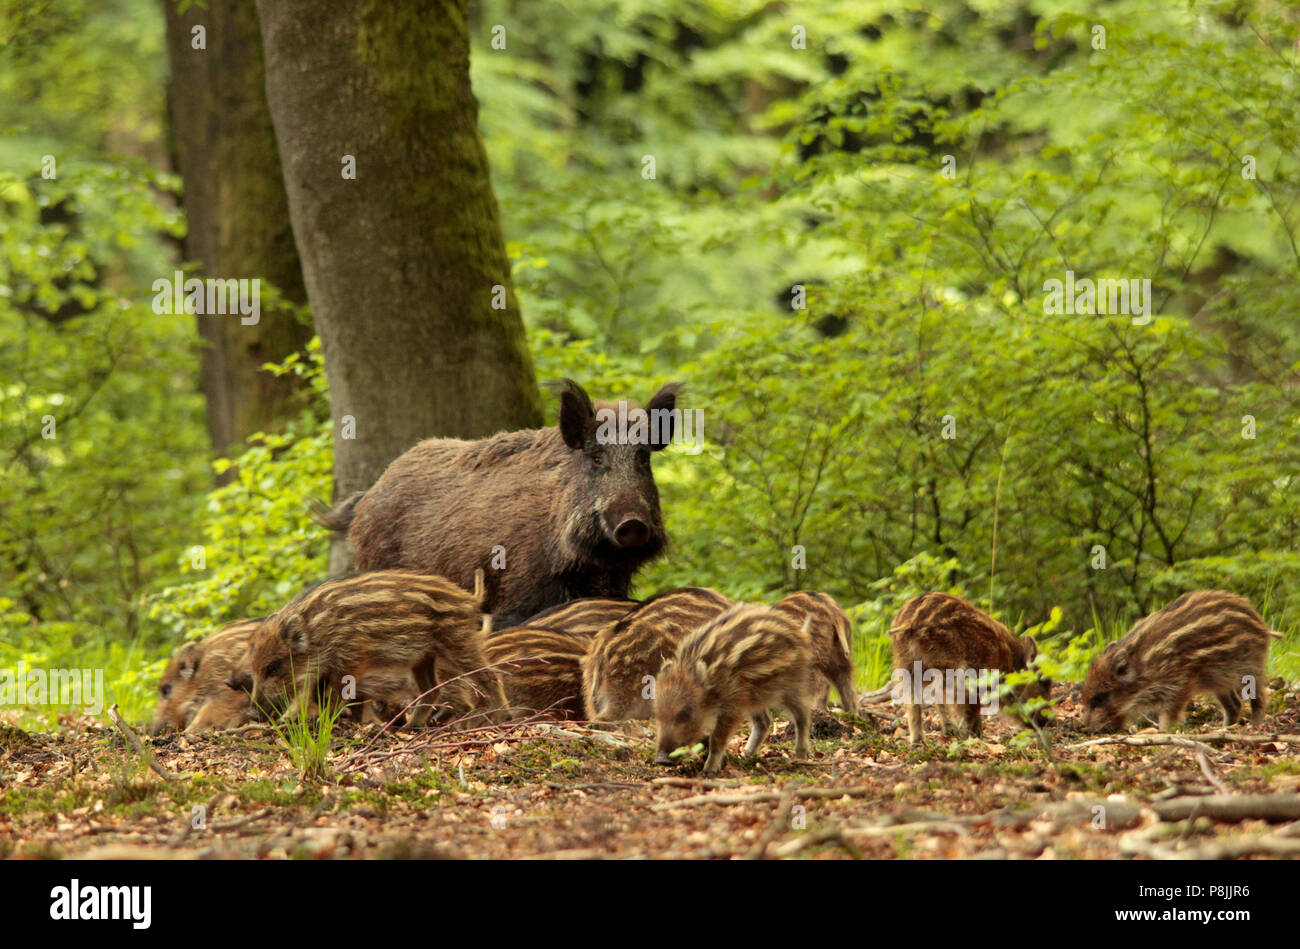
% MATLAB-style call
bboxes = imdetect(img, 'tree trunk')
[254,0,543,544]
[163,0,312,459]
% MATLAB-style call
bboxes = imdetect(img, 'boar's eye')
[675,706,694,723]
[160,683,172,699]
[265,658,287,679]
[1088,691,1109,709]
[636,449,651,470]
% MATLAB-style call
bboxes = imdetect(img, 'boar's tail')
[472,568,488,612]
[1268,630,1284,640]
[858,682,894,705]
[309,491,365,532]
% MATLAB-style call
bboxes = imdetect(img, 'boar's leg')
[184,701,218,733]
[1157,686,1193,732]
[962,699,983,738]
[939,702,959,735]
[1250,677,1268,725]
[703,711,742,774]
[1216,688,1243,727]
[786,697,812,759]
[743,710,771,757]
[905,699,924,744]
[407,654,445,728]
[834,674,858,716]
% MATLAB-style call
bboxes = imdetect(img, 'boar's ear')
[280,614,309,652]
[1022,634,1037,661]
[645,382,683,451]
[225,673,252,693]
[177,643,201,680]
[557,378,595,450]
[1111,648,1136,682]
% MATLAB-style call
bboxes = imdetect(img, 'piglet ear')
[645,382,683,451]
[280,614,308,652]
[1022,635,1037,661]
[178,643,201,680]
[558,379,595,450]
[1112,648,1136,681]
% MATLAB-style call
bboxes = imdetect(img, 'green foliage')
[144,337,332,637]
[270,682,347,784]
[5,0,1300,736]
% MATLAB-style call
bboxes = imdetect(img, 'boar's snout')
[613,515,650,548]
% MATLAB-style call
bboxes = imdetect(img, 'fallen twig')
[210,807,276,832]
[747,791,796,860]
[533,724,638,749]
[650,777,744,789]
[856,706,903,725]
[166,806,276,847]
[1120,826,1300,860]
[1193,747,1230,795]
[1069,732,1300,749]
[107,704,176,782]
[1150,794,1300,823]
[768,826,865,860]
[1068,733,1233,793]
[333,710,556,771]
[544,781,643,792]
[843,818,974,838]
[651,784,877,812]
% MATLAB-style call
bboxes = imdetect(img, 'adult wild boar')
[317,379,681,625]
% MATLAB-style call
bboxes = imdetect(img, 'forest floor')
[3,683,1300,860]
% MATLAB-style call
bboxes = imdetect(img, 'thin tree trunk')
[163,0,312,459]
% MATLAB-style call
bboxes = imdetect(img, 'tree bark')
[163,0,312,458]
[254,0,543,519]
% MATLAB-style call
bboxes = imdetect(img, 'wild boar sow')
[318,379,681,624]
[1081,589,1279,732]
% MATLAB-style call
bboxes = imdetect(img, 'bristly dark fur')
[315,380,681,622]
